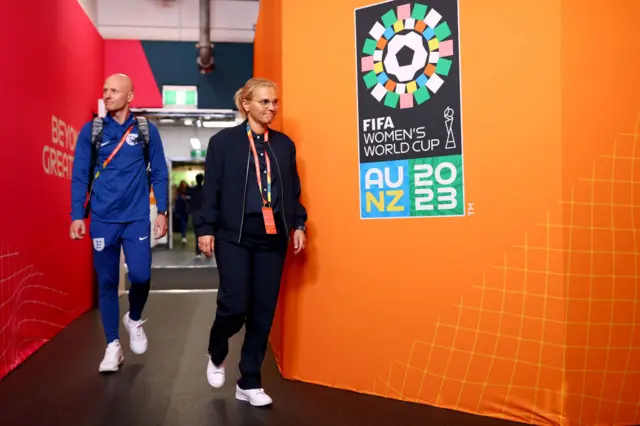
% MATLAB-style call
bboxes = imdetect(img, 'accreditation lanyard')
[246,124,271,207]
[94,124,134,180]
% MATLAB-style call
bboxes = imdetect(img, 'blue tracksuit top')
[70,113,169,223]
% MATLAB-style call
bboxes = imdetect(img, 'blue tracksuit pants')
[91,219,151,344]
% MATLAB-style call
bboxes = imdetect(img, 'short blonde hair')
[234,78,277,118]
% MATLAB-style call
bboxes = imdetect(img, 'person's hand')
[293,230,306,255]
[70,219,86,240]
[154,214,168,239]
[199,236,215,258]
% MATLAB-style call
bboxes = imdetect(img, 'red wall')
[104,40,163,108]
[0,0,104,380]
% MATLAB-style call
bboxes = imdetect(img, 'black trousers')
[208,214,288,389]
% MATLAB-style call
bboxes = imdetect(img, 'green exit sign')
[191,149,206,159]
[163,85,198,109]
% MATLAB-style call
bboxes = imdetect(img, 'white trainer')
[235,385,273,406]
[99,340,124,373]
[123,312,148,355]
[206,357,225,388]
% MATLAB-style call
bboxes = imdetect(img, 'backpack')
[83,116,151,217]
[87,115,151,180]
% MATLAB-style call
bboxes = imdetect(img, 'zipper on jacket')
[238,148,251,243]
[267,143,290,240]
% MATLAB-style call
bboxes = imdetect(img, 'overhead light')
[184,118,193,126]
[130,108,237,121]
[202,121,237,128]
[190,138,201,150]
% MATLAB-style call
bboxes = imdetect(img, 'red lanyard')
[94,124,134,179]
[246,125,271,206]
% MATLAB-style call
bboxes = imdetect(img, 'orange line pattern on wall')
[376,113,640,426]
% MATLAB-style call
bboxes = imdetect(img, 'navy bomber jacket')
[193,120,308,242]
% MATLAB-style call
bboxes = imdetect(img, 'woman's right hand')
[198,236,215,258]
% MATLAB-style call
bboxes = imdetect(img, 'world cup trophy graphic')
[444,106,455,149]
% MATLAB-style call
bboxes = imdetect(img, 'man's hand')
[293,229,306,255]
[154,214,168,239]
[198,236,215,258]
[70,219,86,240]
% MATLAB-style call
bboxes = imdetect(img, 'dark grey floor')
[0,294,523,426]
[127,232,219,290]
[151,231,217,268]
[126,267,220,290]
[151,244,217,269]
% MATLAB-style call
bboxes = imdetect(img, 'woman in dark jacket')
[195,78,308,407]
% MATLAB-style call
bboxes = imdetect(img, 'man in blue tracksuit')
[69,74,169,373]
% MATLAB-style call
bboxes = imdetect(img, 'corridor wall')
[255,0,640,424]
[253,0,286,366]
[0,0,104,380]
[104,40,254,110]
[253,0,283,132]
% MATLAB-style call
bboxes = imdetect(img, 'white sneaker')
[235,385,273,406]
[123,312,148,355]
[206,357,225,388]
[99,340,124,373]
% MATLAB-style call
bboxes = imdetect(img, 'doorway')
[122,110,235,293]
[170,161,205,254]
[134,159,219,291]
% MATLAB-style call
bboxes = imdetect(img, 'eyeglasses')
[253,99,279,108]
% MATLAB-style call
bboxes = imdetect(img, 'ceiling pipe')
[196,0,214,73]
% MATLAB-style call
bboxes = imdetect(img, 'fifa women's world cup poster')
[355,0,466,220]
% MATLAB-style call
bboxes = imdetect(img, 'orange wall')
[254,0,640,424]
[277,0,564,423]
[253,0,283,132]
[561,1,640,424]
[253,0,285,367]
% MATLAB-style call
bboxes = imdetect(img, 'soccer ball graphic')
[384,32,428,83]
[360,3,455,109]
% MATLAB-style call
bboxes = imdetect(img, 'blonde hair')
[234,78,277,118]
